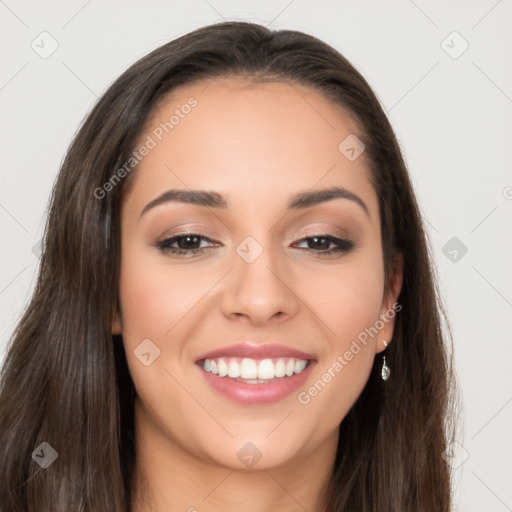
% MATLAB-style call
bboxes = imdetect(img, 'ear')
[111,301,123,335]
[375,252,403,354]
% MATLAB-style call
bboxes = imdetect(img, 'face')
[113,78,402,471]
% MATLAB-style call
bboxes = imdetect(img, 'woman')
[0,21,457,511]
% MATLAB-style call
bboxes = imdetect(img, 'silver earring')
[381,340,390,381]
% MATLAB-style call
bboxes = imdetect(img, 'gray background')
[1,1,511,510]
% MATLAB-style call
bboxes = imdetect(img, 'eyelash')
[154,232,354,257]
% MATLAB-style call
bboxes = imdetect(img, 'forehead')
[123,77,377,219]
[147,77,362,154]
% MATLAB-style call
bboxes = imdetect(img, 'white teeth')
[201,357,310,380]
[218,358,228,377]
[285,359,295,376]
[227,360,240,378]
[274,358,286,378]
[294,359,307,373]
[240,358,258,379]
[258,359,274,380]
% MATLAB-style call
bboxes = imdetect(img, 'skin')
[112,78,403,512]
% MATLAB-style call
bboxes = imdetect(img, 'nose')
[221,240,299,326]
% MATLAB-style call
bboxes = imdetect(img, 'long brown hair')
[0,21,457,511]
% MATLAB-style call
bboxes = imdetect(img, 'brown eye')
[293,235,354,256]
[155,233,218,256]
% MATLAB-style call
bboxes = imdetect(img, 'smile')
[200,357,310,382]
[197,357,316,404]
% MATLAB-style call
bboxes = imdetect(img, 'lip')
[195,343,317,405]
[195,343,316,363]
[198,360,317,405]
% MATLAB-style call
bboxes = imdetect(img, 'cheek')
[117,251,197,410]
[307,255,385,347]
[293,255,384,424]
[118,250,203,340]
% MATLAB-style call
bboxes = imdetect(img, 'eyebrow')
[140,186,370,218]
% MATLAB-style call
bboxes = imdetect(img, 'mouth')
[195,355,316,404]
[197,356,312,383]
